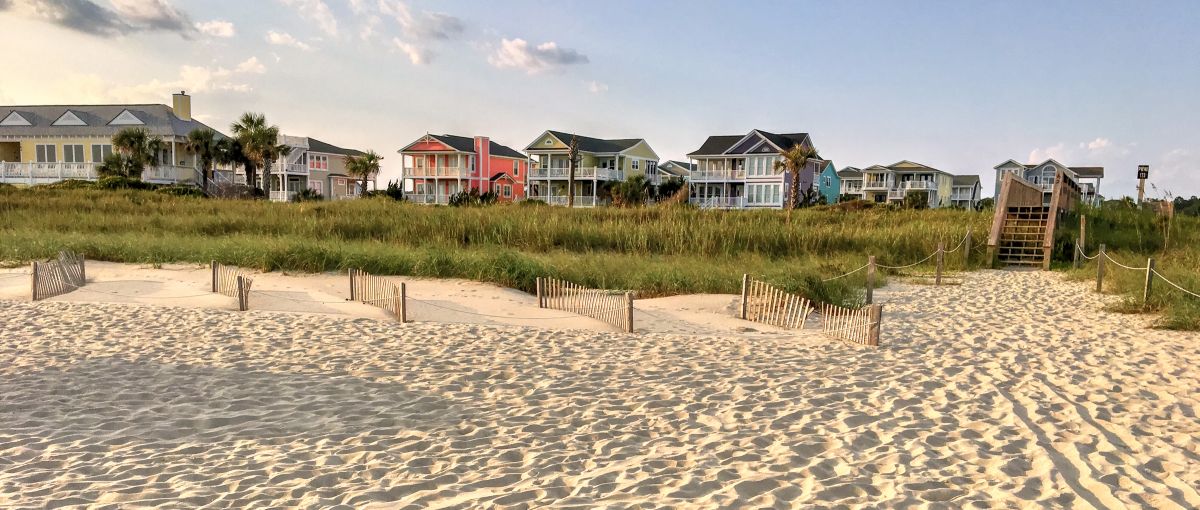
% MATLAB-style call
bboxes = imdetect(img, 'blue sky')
[1,0,1197,198]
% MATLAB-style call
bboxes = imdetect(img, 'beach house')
[834,160,980,208]
[994,159,1103,206]
[399,134,529,205]
[524,130,659,207]
[951,175,983,209]
[657,160,694,182]
[686,129,822,209]
[816,161,840,204]
[838,167,863,199]
[232,135,369,202]
[0,91,220,186]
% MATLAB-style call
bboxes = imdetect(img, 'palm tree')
[215,138,251,187]
[185,128,220,191]
[231,113,289,196]
[567,135,580,208]
[774,144,821,217]
[110,127,165,180]
[345,150,383,197]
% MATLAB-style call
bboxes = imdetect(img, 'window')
[35,144,57,163]
[335,178,346,186]
[823,176,832,187]
[647,161,657,174]
[544,139,553,145]
[309,180,324,195]
[503,184,512,197]
[91,144,113,162]
[63,144,84,163]
[632,160,640,170]
[513,160,520,177]
[309,155,328,171]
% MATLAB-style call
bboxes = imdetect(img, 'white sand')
[1,269,1198,508]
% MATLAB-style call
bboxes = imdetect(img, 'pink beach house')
[399,134,529,204]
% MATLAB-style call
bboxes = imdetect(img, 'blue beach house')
[816,161,840,204]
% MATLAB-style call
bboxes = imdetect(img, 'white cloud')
[488,38,589,74]
[1,0,195,37]
[277,0,338,36]
[1082,137,1111,150]
[378,0,464,40]
[195,19,234,38]
[266,30,312,50]
[392,38,427,65]
[1028,143,1068,163]
[235,57,266,74]
[587,81,609,94]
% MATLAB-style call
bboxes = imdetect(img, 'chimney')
[172,91,191,121]
[475,136,490,179]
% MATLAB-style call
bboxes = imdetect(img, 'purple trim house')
[686,129,822,210]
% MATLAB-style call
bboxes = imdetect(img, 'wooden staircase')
[997,206,1049,266]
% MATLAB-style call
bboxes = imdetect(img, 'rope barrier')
[1076,245,1100,260]
[821,263,869,282]
[1103,252,1149,271]
[940,231,972,254]
[1151,269,1200,300]
[876,250,939,270]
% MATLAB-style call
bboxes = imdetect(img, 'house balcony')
[404,166,471,179]
[0,162,200,185]
[407,194,452,205]
[529,167,624,180]
[900,181,936,190]
[951,192,975,201]
[276,162,308,175]
[526,195,605,207]
[887,190,907,200]
[862,179,892,191]
[694,196,746,209]
[270,190,298,202]
[689,169,746,181]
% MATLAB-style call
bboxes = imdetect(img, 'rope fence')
[1078,244,1200,308]
[817,229,975,299]
[536,276,633,333]
[31,251,86,301]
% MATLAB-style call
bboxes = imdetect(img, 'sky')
[1,0,1197,199]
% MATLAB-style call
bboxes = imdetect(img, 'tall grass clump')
[0,187,990,306]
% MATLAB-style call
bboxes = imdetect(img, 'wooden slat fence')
[348,269,407,322]
[536,277,633,333]
[820,303,883,346]
[31,250,86,301]
[210,261,253,311]
[738,275,812,329]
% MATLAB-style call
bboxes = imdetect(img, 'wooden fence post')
[1143,258,1155,309]
[237,275,248,311]
[1096,244,1106,293]
[866,256,876,304]
[625,292,634,333]
[964,230,972,268]
[867,304,883,347]
[348,269,356,302]
[400,282,408,323]
[30,262,38,302]
[211,261,218,293]
[536,277,544,308]
[1074,215,1086,269]
[935,242,945,286]
[740,274,749,320]
[79,254,85,283]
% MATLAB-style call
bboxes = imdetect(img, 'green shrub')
[157,185,207,198]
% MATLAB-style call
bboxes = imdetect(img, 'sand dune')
[1,270,1198,508]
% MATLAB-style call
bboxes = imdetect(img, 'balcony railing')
[407,194,452,205]
[0,162,199,184]
[689,169,746,181]
[529,167,624,180]
[269,190,298,202]
[404,166,471,178]
[526,196,603,207]
[693,196,746,209]
[862,179,892,190]
[276,162,308,174]
[900,180,936,190]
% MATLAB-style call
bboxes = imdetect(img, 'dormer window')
[0,111,32,126]
[52,111,87,126]
[109,110,144,126]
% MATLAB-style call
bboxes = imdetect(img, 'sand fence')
[739,274,882,346]
[348,269,407,322]
[536,276,634,333]
[211,261,253,311]
[31,251,86,301]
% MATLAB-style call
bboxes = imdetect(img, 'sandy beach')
[1,269,1198,508]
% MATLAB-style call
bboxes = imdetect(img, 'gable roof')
[837,166,862,178]
[659,160,695,177]
[1070,166,1105,178]
[952,175,981,186]
[307,137,365,157]
[402,134,527,160]
[0,103,223,138]
[688,129,812,156]
[526,130,646,154]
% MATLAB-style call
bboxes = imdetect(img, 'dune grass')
[0,188,990,306]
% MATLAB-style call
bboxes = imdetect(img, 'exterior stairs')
[997,206,1048,266]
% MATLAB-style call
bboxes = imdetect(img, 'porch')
[0,162,200,185]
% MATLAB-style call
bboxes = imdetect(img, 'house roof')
[307,137,365,157]
[687,129,811,156]
[0,103,224,138]
[526,130,645,154]
[952,175,980,186]
[432,134,527,160]
[1070,166,1105,178]
[490,172,514,182]
[837,167,863,178]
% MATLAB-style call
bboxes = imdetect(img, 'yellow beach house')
[0,91,220,186]
[524,130,660,207]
